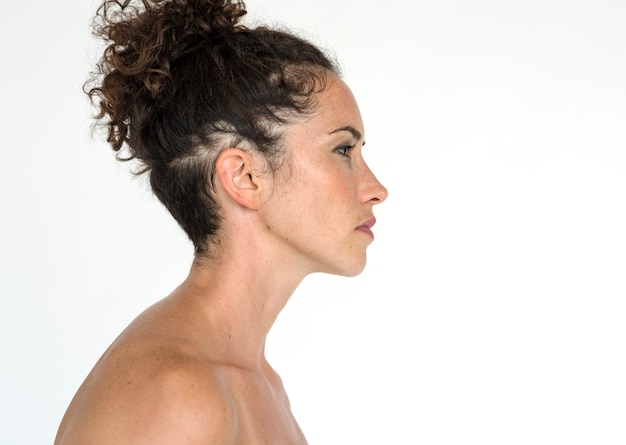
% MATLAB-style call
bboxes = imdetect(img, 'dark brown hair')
[87,0,338,253]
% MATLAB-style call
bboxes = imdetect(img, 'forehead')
[312,76,363,133]
[279,76,365,162]
[284,75,364,142]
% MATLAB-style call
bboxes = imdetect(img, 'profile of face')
[260,75,388,277]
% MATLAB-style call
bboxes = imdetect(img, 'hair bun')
[163,0,247,34]
[92,0,247,108]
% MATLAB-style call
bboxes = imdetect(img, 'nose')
[359,162,388,205]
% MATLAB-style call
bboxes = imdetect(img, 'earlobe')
[215,148,264,209]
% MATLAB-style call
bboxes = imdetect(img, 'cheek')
[304,167,351,199]
[281,155,357,220]
[305,175,356,232]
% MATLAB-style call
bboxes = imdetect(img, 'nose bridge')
[358,158,388,204]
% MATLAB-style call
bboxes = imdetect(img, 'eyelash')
[336,144,355,158]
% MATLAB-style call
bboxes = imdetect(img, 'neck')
[167,238,307,371]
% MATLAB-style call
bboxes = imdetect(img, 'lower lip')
[356,226,374,239]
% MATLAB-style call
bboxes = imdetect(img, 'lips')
[359,217,376,229]
[356,217,376,239]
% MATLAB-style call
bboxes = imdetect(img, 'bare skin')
[54,76,387,445]
[55,267,307,445]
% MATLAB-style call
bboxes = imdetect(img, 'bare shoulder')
[130,353,238,444]
[56,340,238,445]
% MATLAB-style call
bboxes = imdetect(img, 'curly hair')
[86,0,338,254]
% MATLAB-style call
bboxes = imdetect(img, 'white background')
[1,0,625,444]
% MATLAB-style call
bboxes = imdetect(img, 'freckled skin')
[260,76,388,277]
[54,75,387,445]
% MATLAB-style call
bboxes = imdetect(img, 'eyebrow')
[329,126,362,141]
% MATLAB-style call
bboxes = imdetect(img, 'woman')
[55,0,387,443]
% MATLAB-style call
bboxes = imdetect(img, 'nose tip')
[362,166,388,205]
[370,178,388,205]
[359,157,388,205]
[376,181,389,204]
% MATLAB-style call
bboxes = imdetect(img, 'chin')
[310,249,369,277]
[341,268,365,278]
[329,256,368,278]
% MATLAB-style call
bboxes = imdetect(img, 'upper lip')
[358,217,376,229]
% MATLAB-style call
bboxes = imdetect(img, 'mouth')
[356,217,376,239]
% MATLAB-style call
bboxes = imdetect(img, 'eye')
[335,144,355,158]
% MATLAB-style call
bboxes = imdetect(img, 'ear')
[215,148,267,210]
